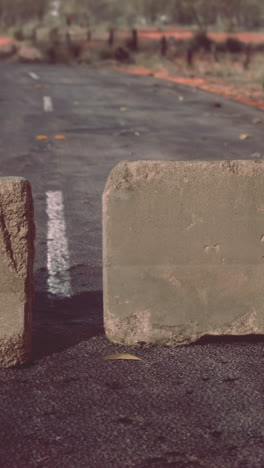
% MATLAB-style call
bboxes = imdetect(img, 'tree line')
[61,0,264,30]
[0,0,264,30]
[0,0,48,26]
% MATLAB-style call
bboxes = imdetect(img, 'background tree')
[167,0,264,31]
[1,0,264,31]
[0,0,49,27]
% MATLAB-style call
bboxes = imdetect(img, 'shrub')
[190,31,213,52]
[254,42,264,53]
[114,46,132,63]
[44,43,73,64]
[225,37,244,53]
[13,27,24,41]
[99,46,116,60]
[215,41,228,53]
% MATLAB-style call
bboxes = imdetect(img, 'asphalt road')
[1,63,264,468]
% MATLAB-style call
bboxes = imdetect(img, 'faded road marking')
[43,96,53,112]
[29,72,39,80]
[46,191,72,298]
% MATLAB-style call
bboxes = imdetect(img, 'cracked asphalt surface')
[0,63,264,467]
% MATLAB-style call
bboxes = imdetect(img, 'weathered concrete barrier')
[103,160,264,346]
[0,178,34,366]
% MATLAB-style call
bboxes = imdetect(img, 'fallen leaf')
[36,135,48,140]
[102,353,142,360]
[54,135,66,140]
[34,84,50,89]
[73,101,79,105]
[252,118,262,124]
[134,131,140,136]
[178,96,184,102]
[239,134,250,140]
[120,107,127,112]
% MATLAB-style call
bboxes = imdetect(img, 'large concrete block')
[103,160,264,346]
[0,178,34,366]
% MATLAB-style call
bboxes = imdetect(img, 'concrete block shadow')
[32,290,104,360]
[192,334,264,345]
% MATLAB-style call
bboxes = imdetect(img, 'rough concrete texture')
[103,160,264,346]
[0,177,34,366]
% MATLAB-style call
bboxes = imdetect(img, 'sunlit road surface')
[0,63,264,468]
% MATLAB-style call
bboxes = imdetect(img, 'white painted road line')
[29,72,39,80]
[43,96,53,112]
[46,191,72,298]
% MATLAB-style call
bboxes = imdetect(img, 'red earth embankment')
[115,65,264,111]
[136,29,264,44]
[0,37,11,46]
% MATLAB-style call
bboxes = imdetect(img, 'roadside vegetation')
[1,0,264,109]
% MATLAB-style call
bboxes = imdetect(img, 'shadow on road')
[32,290,104,360]
[192,333,264,346]
[32,283,264,361]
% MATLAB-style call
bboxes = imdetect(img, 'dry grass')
[128,46,264,108]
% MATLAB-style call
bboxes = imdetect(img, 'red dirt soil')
[0,37,11,46]
[136,29,264,44]
[85,28,264,47]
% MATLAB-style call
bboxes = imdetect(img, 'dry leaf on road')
[102,353,142,360]
[36,135,48,140]
[54,135,66,140]
[239,134,250,140]
[252,118,262,124]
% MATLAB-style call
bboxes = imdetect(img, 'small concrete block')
[0,178,34,366]
[103,160,264,345]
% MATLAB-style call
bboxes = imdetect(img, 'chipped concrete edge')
[104,307,261,347]
[103,159,264,200]
[0,177,35,279]
[0,335,31,367]
[0,177,35,366]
